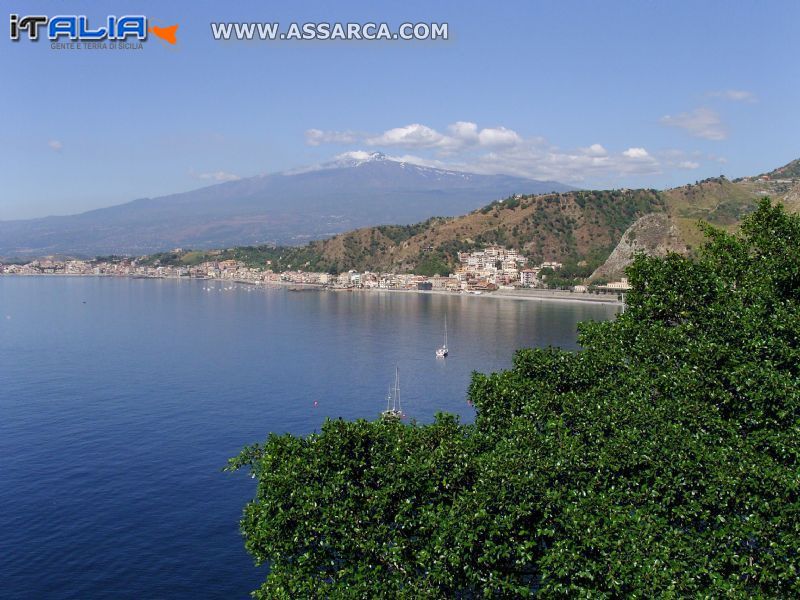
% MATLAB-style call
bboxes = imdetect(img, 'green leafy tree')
[414,253,453,277]
[229,199,800,597]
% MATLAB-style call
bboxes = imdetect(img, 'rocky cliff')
[590,213,688,281]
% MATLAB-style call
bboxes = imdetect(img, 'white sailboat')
[381,366,403,419]
[436,315,449,358]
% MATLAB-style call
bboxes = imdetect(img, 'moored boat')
[436,315,449,358]
[381,366,403,419]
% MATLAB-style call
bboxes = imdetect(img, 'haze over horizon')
[2,0,798,220]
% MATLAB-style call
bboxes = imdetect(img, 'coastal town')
[0,245,631,296]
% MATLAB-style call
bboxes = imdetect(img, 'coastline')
[359,286,623,306]
[0,273,624,306]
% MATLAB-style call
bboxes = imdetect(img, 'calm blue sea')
[0,276,618,598]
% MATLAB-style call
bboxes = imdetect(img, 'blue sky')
[2,0,798,219]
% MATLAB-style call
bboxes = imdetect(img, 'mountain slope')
[296,160,800,276]
[591,159,800,279]
[663,168,800,248]
[156,189,667,276]
[0,153,572,257]
[161,158,800,280]
[763,158,800,180]
[590,213,688,281]
[310,189,666,273]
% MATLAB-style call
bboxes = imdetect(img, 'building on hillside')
[540,261,563,270]
[519,269,540,287]
[597,278,631,291]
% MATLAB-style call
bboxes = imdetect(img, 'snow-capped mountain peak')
[329,151,389,167]
[283,151,390,175]
[0,152,573,256]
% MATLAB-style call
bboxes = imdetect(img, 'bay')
[0,276,618,598]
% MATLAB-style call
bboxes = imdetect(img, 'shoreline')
[1,273,624,306]
[361,286,623,306]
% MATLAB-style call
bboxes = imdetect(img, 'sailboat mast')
[394,366,400,413]
[444,315,448,347]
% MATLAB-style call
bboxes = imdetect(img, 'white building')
[519,269,540,287]
[604,277,630,290]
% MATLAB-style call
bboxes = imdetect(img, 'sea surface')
[0,276,619,599]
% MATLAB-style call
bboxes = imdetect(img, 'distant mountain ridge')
[142,158,800,282]
[147,189,668,279]
[5,156,799,282]
[0,153,572,258]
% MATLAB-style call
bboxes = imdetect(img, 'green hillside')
[141,158,800,281]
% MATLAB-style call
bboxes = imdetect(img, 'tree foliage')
[229,199,800,597]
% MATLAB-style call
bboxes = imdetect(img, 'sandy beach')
[344,285,624,306]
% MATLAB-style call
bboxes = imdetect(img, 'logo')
[150,24,178,45]
[9,14,178,48]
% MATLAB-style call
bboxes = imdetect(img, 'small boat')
[436,315,449,358]
[381,366,403,419]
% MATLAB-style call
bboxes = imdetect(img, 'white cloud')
[381,143,660,183]
[659,149,703,171]
[315,121,524,153]
[707,89,757,103]
[495,144,659,181]
[676,160,700,169]
[366,123,445,148]
[305,128,359,146]
[305,121,669,183]
[660,107,727,140]
[581,143,608,157]
[334,150,375,161]
[477,126,521,148]
[622,147,650,159]
[447,121,480,143]
[48,140,63,152]
[193,170,240,182]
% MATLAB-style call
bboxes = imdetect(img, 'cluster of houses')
[0,258,460,290]
[455,246,563,290]
[1,259,95,275]
[1,246,631,293]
